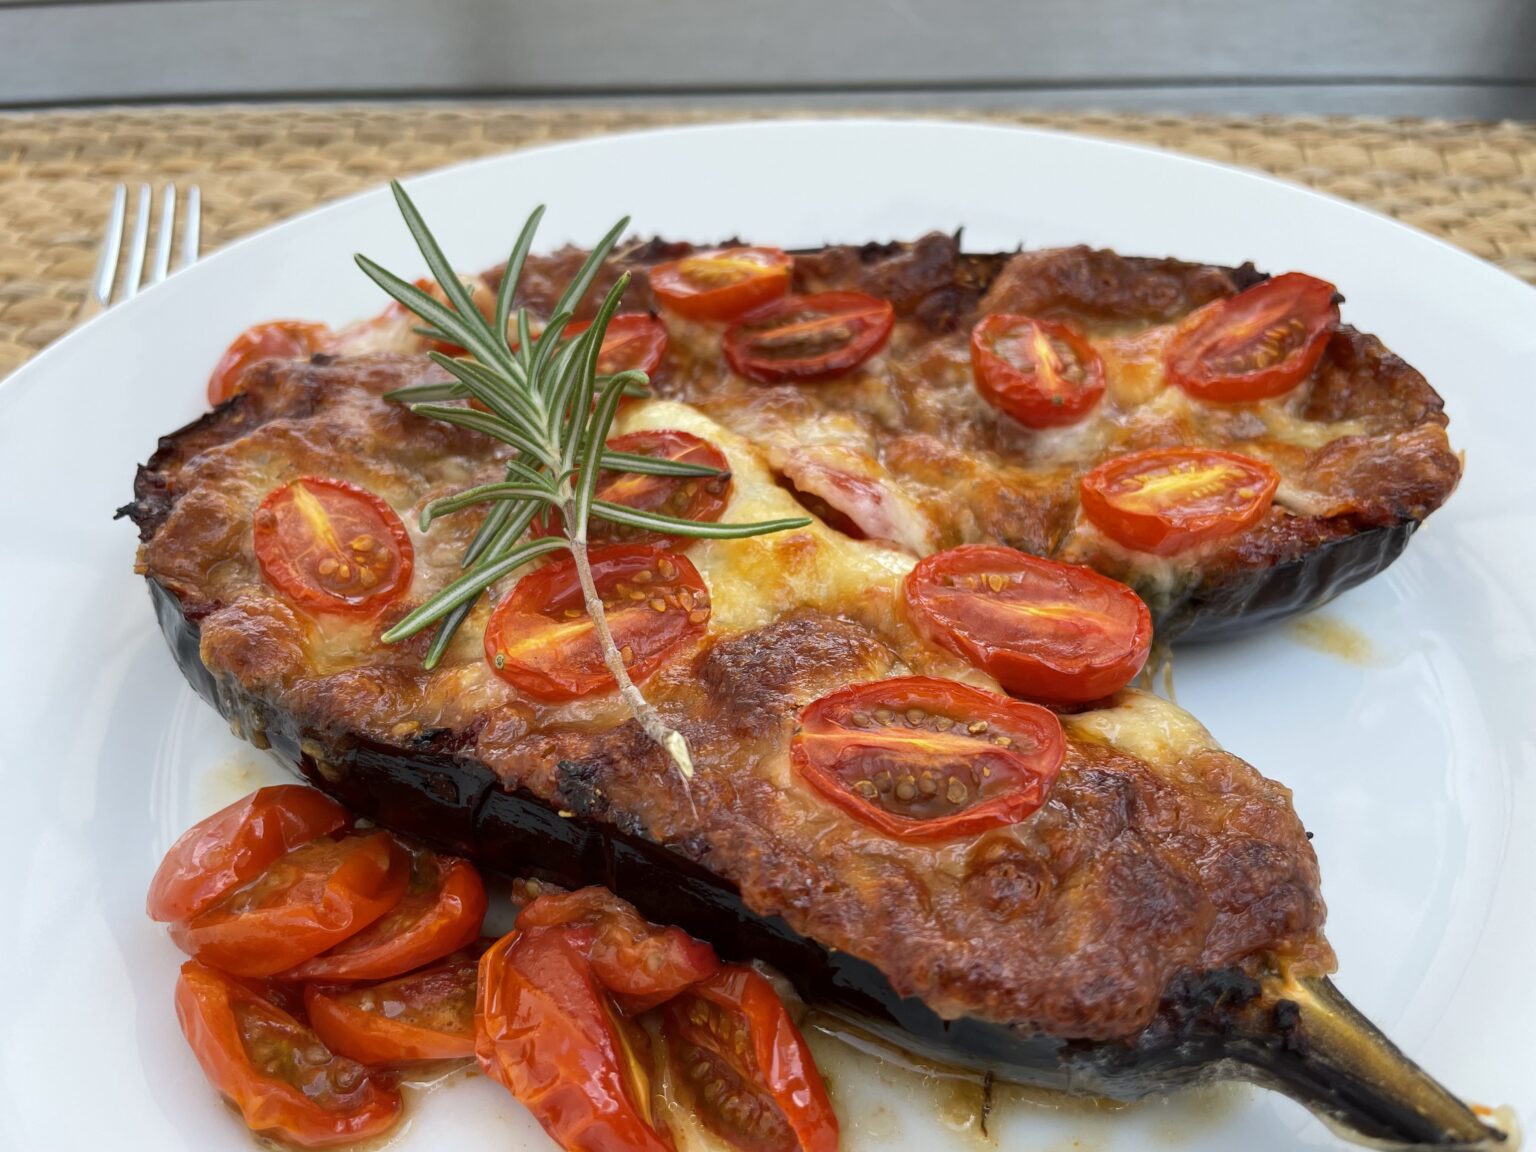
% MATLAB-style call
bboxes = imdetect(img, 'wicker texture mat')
[3,104,1535,377]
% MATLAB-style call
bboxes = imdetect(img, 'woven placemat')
[3,104,1536,377]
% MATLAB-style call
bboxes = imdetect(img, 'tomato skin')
[1079,448,1281,556]
[792,676,1065,842]
[724,291,895,383]
[484,544,711,702]
[284,845,486,981]
[903,546,1152,704]
[170,832,410,977]
[176,962,402,1148]
[650,247,793,321]
[208,321,333,406]
[971,314,1106,429]
[147,786,348,923]
[253,476,414,616]
[1166,273,1339,402]
[567,313,669,377]
[305,952,481,1064]
[662,966,839,1152]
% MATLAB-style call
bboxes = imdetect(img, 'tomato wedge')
[176,962,402,1148]
[170,831,409,977]
[1166,273,1339,402]
[484,544,711,701]
[662,966,839,1152]
[724,291,894,383]
[650,247,793,321]
[208,321,333,406]
[284,843,486,981]
[971,314,1106,429]
[305,951,481,1064]
[253,476,414,616]
[903,546,1152,704]
[1079,448,1280,555]
[792,676,1065,841]
[567,313,670,377]
[147,786,348,923]
[535,429,732,549]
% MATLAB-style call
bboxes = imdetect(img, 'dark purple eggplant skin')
[144,574,1495,1146]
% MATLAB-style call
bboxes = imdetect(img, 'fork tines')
[87,182,201,315]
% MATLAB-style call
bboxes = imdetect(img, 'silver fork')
[79,183,201,321]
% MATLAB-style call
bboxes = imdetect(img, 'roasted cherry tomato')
[176,961,402,1148]
[208,321,333,406]
[305,952,481,1065]
[285,843,486,981]
[970,314,1106,428]
[517,887,719,1013]
[147,786,348,923]
[253,476,414,615]
[724,291,894,383]
[1166,273,1339,402]
[566,313,670,377]
[535,429,732,549]
[662,966,839,1152]
[1079,447,1280,556]
[170,832,410,977]
[650,247,793,321]
[903,546,1152,704]
[792,676,1065,841]
[484,544,710,701]
[477,925,673,1152]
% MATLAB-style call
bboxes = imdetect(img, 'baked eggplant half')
[125,356,1497,1146]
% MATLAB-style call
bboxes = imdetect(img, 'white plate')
[1,119,1532,1152]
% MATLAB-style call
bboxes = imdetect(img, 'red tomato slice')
[147,786,348,923]
[176,961,402,1148]
[724,291,894,383]
[284,843,486,981]
[1079,448,1280,555]
[170,832,410,977]
[1166,273,1339,402]
[517,887,719,1013]
[903,546,1152,704]
[662,966,839,1152]
[792,676,1065,842]
[253,476,414,616]
[477,924,673,1152]
[484,544,710,701]
[971,314,1106,428]
[305,952,481,1064]
[650,247,793,321]
[208,321,333,406]
[534,429,732,549]
[567,313,669,377]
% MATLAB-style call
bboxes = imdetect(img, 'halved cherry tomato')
[1166,273,1339,402]
[253,476,414,615]
[662,966,839,1152]
[517,887,719,1013]
[170,832,410,977]
[725,291,895,383]
[207,321,333,406]
[305,952,481,1064]
[971,314,1106,428]
[534,429,732,548]
[284,843,486,981]
[567,313,669,377]
[147,786,348,923]
[484,544,710,701]
[792,676,1065,841]
[1079,448,1280,555]
[650,247,793,321]
[176,961,402,1148]
[903,546,1152,704]
[477,924,673,1152]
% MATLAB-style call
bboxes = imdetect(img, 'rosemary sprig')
[355,182,809,778]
